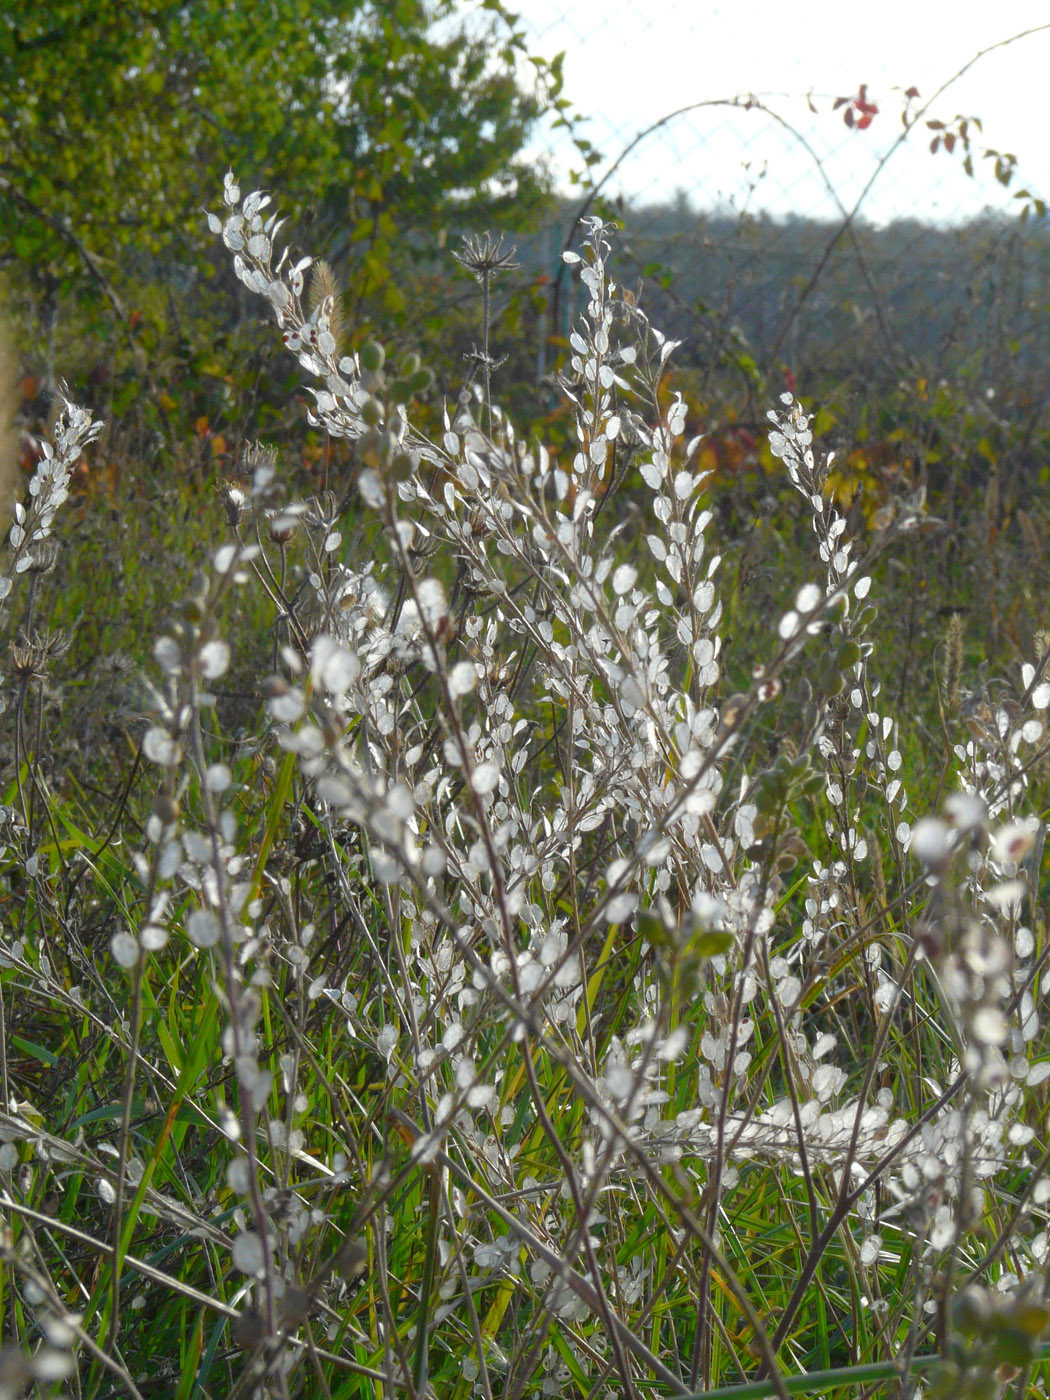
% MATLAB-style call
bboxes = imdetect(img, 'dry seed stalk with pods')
[0,173,1047,1400]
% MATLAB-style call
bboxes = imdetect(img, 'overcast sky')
[500,1,1050,225]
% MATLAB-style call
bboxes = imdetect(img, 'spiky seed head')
[453,233,520,280]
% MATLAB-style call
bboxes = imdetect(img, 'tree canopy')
[0,0,561,394]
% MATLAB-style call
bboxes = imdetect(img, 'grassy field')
[0,179,1048,1400]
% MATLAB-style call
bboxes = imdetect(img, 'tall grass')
[0,175,1048,1400]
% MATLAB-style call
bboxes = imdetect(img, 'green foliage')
[1,0,552,266]
[0,0,559,452]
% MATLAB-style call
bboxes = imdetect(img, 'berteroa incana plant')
[0,172,1049,1400]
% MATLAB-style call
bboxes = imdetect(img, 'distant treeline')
[511,198,1050,402]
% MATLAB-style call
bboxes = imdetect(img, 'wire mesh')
[501,4,1050,404]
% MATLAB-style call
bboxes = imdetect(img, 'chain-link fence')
[515,2,1044,224]
[496,5,1050,425]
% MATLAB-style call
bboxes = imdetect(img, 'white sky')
[498,1,1050,225]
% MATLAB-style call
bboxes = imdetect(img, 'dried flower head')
[453,232,520,280]
[218,479,248,528]
[265,509,299,545]
[240,441,278,498]
[24,539,60,576]
[9,628,70,684]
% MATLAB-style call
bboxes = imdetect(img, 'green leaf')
[689,929,735,958]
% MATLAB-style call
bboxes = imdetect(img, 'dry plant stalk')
[0,315,19,536]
